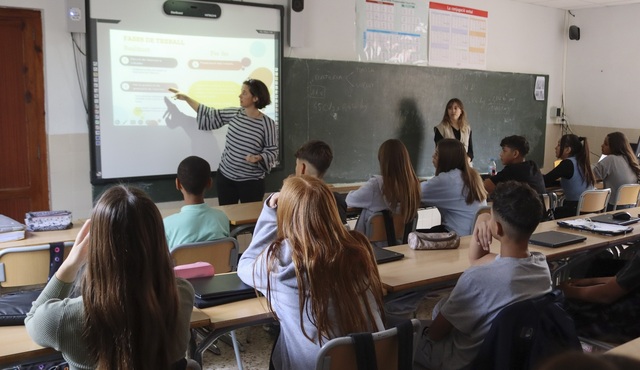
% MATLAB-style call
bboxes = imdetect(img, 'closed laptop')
[373,247,404,264]
[190,273,253,300]
[529,231,586,248]
[589,214,640,226]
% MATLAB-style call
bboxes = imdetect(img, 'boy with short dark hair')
[484,135,546,195]
[164,156,230,251]
[415,181,552,370]
[294,140,348,223]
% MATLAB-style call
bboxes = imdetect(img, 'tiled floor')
[201,289,449,369]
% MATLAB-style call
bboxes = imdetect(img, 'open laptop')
[590,213,640,226]
[190,273,254,300]
[529,231,587,248]
[373,247,404,264]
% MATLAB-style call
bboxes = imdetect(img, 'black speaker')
[569,25,580,40]
[292,0,304,12]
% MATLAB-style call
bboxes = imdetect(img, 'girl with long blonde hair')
[238,176,385,369]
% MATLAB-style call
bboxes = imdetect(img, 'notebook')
[529,231,587,248]
[373,247,404,264]
[190,273,254,300]
[589,214,640,226]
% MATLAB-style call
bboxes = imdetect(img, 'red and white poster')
[428,2,488,69]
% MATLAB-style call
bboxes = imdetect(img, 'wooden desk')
[0,224,81,251]
[0,307,211,367]
[215,202,263,226]
[378,210,635,294]
[193,297,273,364]
[607,336,640,359]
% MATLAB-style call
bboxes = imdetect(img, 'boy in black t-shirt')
[484,135,546,195]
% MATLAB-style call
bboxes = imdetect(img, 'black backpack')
[471,290,581,370]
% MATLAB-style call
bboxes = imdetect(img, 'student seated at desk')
[415,181,552,370]
[483,135,546,195]
[163,156,230,251]
[593,132,640,211]
[421,139,487,236]
[560,252,640,344]
[25,185,195,370]
[543,134,596,219]
[238,176,385,370]
[294,140,348,224]
[346,139,421,244]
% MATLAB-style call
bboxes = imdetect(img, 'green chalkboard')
[93,57,548,201]
[279,57,548,184]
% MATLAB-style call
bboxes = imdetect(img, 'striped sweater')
[197,105,278,181]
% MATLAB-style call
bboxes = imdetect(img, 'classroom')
[1,0,640,369]
[0,0,637,219]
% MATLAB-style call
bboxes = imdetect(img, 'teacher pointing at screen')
[169,79,278,205]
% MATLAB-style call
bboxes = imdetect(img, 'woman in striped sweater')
[170,79,278,205]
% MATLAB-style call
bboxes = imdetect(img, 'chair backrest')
[612,184,640,210]
[471,290,581,370]
[0,242,72,289]
[576,189,611,215]
[171,237,239,273]
[315,319,420,370]
[366,212,416,245]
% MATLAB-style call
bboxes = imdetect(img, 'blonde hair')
[378,139,421,223]
[263,176,384,343]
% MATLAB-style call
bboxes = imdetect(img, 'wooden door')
[0,8,49,222]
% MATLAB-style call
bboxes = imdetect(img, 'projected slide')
[109,30,276,127]
[89,0,282,182]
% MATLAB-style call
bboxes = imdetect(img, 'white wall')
[1,0,570,218]
[565,4,640,129]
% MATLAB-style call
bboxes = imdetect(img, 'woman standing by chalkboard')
[434,98,474,161]
[169,79,278,205]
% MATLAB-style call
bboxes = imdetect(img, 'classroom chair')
[366,211,417,246]
[471,290,581,370]
[611,183,640,210]
[314,319,420,370]
[170,238,243,369]
[575,189,611,216]
[171,237,239,273]
[0,243,72,290]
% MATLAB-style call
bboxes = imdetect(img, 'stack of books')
[0,214,26,242]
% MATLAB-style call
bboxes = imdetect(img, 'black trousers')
[216,171,265,205]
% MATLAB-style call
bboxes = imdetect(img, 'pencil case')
[174,262,215,279]
[25,210,73,231]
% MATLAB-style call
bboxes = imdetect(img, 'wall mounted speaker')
[569,25,580,40]
[292,0,304,12]
[289,0,306,47]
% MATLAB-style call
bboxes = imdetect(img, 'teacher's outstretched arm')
[169,87,200,112]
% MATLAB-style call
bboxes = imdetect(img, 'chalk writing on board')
[308,85,325,99]
[311,100,368,114]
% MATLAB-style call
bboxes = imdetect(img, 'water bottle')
[488,159,497,176]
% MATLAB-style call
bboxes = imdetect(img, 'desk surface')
[160,201,264,226]
[0,307,211,367]
[378,209,638,294]
[0,224,81,251]
[200,296,272,332]
[607,336,640,359]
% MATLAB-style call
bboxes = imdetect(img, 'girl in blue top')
[421,139,487,236]
[543,134,596,218]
